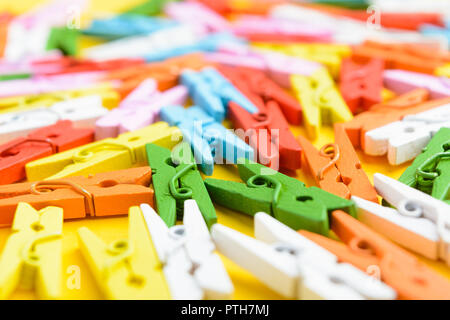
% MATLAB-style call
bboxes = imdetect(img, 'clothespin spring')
[1,137,58,155]
[72,141,137,164]
[416,142,450,191]
[317,143,340,180]
[247,174,281,215]
[168,163,196,220]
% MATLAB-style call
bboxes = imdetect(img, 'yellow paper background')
[0,0,449,300]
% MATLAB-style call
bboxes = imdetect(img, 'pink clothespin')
[164,1,230,33]
[95,79,188,140]
[231,15,332,43]
[206,42,321,87]
[384,69,450,99]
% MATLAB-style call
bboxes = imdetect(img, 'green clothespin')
[146,142,217,228]
[204,160,356,235]
[312,0,369,9]
[399,127,450,205]
[0,73,31,81]
[46,27,79,56]
[125,0,177,15]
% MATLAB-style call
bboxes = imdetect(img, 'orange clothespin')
[196,0,285,15]
[297,124,377,202]
[0,13,13,58]
[0,167,153,226]
[300,210,450,300]
[339,58,384,114]
[341,88,450,150]
[352,41,450,74]
[104,53,211,98]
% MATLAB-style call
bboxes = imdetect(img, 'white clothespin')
[141,200,233,300]
[364,103,450,164]
[211,212,396,300]
[353,173,450,265]
[0,95,107,144]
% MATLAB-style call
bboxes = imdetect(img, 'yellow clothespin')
[0,202,63,299]
[435,63,450,78]
[25,121,182,181]
[77,205,171,299]
[291,68,353,140]
[0,83,119,115]
[253,42,351,78]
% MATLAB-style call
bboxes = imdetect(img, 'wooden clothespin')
[0,202,63,299]
[0,120,93,185]
[354,173,450,265]
[146,143,216,228]
[297,124,378,202]
[436,63,450,77]
[291,68,353,140]
[25,122,181,181]
[300,210,450,300]
[77,205,170,300]
[143,200,233,299]
[0,166,153,226]
[218,65,302,171]
[204,159,356,235]
[399,127,450,205]
[339,58,384,114]
[212,212,396,300]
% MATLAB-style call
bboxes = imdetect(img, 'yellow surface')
[0,0,449,300]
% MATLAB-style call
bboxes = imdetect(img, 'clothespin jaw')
[160,105,254,175]
[204,159,356,235]
[45,27,79,56]
[142,200,233,299]
[25,122,181,181]
[300,210,450,300]
[77,205,171,300]
[291,68,353,140]
[146,142,217,228]
[0,120,93,185]
[297,124,378,202]
[0,202,63,299]
[398,127,450,204]
[339,58,384,114]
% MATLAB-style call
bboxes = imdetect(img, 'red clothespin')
[0,166,153,226]
[339,58,384,114]
[0,120,93,185]
[217,65,302,171]
[0,13,13,58]
[297,124,378,202]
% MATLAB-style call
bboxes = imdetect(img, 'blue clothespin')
[420,23,450,43]
[143,32,245,62]
[180,67,258,122]
[160,105,254,175]
[82,14,177,39]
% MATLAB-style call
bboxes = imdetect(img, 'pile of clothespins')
[0,0,449,300]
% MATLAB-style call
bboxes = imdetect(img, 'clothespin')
[0,95,107,144]
[300,210,450,300]
[45,27,79,56]
[25,122,182,181]
[160,105,254,175]
[164,1,230,33]
[436,63,450,77]
[205,42,321,88]
[146,143,216,228]
[351,41,450,75]
[309,0,369,9]
[142,201,233,299]
[354,173,450,265]
[399,127,450,204]
[370,0,450,16]
[0,202,62,299]
[253,42,351,78]
[420,24,450,44]
[125,0,170,15]
[0,120,93,185]
[180,67,258,122]
[83,15,176,39]
[103,53,211,98]
[231,15,332,43]
[364,101,450,165]
[217,65,302,171]
[0,84,119,114]
[0,167,153,226]
[291,68,353,140]
[297,124,378,202]
[211,212,396,300]
[339,58,384,114]
[384,69,450,99]
[0,13,13,58]
[204,159,356,235]
[77,205,170,299]
[95,79,188,140]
